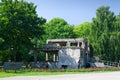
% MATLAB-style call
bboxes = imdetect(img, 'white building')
[42,38,91,69]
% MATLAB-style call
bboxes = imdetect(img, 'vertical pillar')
[87,43,90,62]
[46,53,48,61]
[67,41,70,47]
[81,42,85,49]
[56,53,59,61]
[77,42,79,47]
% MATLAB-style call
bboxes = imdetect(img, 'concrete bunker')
[40,38,91,69]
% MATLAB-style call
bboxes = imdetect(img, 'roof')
[47,38,87,43]
[40,44,59,52]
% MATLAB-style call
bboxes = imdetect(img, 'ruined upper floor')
[46,38,88,50]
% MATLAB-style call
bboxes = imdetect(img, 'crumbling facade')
[42,38,91,69]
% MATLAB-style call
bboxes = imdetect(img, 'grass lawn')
[0,71,82,78]
[0,68,120,78]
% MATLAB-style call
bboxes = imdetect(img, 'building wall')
[45,48,84,69]
[47,48,87,69]
[56,48,80,69]
[44,38,90,69]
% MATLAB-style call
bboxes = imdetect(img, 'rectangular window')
[70,43,77,47]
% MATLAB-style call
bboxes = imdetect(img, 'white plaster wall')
[57,48,80,69]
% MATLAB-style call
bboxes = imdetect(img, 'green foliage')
[74,22,91,38]
[46,18,75,39]
[40,18,76,46]
[0,2,120,63]
[0,0,46,61]
[0,49,12,62]
[90,6,120,61]
[0,38,4,45]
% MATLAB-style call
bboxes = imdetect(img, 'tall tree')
[0,0,46,61]
[90,6,117,61]
[110,13,120,61]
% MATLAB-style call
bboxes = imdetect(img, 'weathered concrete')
[41,38,91,69]
[57,48,80,68]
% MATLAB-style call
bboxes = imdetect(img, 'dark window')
[61,65,68,69]
[79,42,82,47]
[70,43,77,47]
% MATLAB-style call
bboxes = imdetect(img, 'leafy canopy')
[0,0,46,61]
[46,18,75,39]
[74,22,91,38]
[90,6,120,61]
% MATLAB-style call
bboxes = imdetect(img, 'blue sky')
[26,0,120,25]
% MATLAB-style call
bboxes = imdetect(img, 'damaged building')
[40,38,91,69]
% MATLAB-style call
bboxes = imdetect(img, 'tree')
[90,6,117,61]
[40,18,75,46]
[0,0,46,61]
[110,13,120,61]
[46,18,75,39]
[74,22,91,38]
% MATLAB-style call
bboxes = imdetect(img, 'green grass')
[0,71,82,78]
[0,68,120,78]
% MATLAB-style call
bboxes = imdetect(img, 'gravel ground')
[0,71,120,80]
